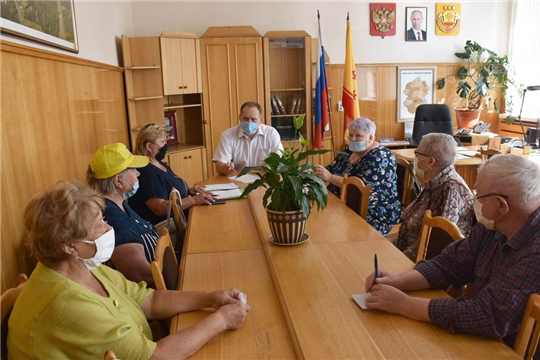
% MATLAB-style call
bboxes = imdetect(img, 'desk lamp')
[517,85,540,146]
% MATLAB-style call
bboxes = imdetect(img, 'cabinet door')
[168,149,204,186]
[200,36,264,177]
[161,38,200,95]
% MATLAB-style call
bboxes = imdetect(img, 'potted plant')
[436,40,523,128]
[237,114,336,245]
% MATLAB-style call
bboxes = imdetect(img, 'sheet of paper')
[352,293,372,310]
[456,146,469,151]
[210,188,243,200]
[229,174,259,184]
[457,150,478,157]
[204,183,240,191]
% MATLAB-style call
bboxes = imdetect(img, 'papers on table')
[455,150,478,159]
[204,183,243,200]
[229,174,259,184]
[352,293,372,310]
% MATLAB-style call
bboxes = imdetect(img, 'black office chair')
[410,104,454,147]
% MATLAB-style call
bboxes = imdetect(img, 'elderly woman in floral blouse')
[389,132,474,260]
[315,118,402,236]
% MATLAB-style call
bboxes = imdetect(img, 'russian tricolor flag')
[314,11,329,150]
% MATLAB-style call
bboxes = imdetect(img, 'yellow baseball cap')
[90,143,149,179]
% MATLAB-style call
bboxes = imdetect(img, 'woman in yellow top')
[7,180,250,360]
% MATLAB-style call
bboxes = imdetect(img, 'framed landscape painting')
[0,0,79,53]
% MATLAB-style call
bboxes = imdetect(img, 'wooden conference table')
[170,176,519,359]
[392,147,481,189]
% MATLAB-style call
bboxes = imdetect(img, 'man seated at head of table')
[8,180,250,359]
[212,101,283,176]
[388,132,474,260]
[365,154,540,354]
[314,118,402,236]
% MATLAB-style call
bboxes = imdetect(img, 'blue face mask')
[349,140,366,152]
[241,121,258,135]
[121,177,139,200]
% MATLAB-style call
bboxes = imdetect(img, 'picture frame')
[0,0,79,53]
[397,66,436,122]
[164,111,179,144]
[405,7,427,41]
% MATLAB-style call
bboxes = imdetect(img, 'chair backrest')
[170,187,187,255]
[1,273,28,360]
[480,148,502,163]
[150,228,179,291]
[396,157,412,208]
[515,293,540,360]
[415,210,464,264]
[411,104,454,146]
[340,175,371,220]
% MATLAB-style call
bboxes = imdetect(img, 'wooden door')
[161,38,200,95]
[200,36,264,177]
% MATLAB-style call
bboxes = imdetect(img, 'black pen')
[374,254,378,279]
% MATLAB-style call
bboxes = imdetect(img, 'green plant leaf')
[436,78,446,90]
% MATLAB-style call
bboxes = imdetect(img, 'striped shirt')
[415,205,540,348]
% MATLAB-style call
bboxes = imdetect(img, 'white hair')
[349,118,376,136]
[421,133,457,168]
[480,154,540,210]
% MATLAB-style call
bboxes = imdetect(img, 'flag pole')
[317,10,335,152]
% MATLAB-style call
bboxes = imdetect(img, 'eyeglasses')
[414,150,431,158]
[466,190,508,204]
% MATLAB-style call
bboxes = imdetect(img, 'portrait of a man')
[406,7,427,41]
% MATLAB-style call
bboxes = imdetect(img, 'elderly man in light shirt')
[213,101,283,175]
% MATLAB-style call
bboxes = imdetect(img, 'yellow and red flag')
[342,13,360,141]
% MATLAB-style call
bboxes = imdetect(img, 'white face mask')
[75,228,115,270]
[473,200,496,230]
[414,157,425,179]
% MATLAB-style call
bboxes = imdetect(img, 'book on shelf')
[289,95,298,114]
[270,95,279,115]
[274,94,286,115]
[295,97,302,114]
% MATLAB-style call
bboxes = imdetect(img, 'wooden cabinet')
[122,35,164,150]
[263,31,312,143]
[160,33,201,95]
[200,26,264,177]
[167,148,207,186]
[498,119,535,138]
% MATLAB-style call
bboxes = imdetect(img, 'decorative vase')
[455,108,481,129]
[266,207,307,244]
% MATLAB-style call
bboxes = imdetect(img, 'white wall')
[1,1,134,66]
[129,1,512,64]
[0,1,512,66]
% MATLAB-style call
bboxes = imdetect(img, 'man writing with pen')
[364,154,540,356]
[212,101,283,175]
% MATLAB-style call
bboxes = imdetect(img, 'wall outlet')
[337,100,343,112]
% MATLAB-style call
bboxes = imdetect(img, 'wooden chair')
[396,157,413,208]
[1,274,28,360]
[480,148,502,163]
[415,210,464,264]
[170,187,187,254]
[514,293,540,360]
[150,228,179,291]
[340,175,371,220]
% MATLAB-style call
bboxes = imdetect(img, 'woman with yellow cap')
[87,143,158,287]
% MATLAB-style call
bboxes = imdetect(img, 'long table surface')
[171,176,519,359]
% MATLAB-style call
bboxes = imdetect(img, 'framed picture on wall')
[164,111,179,144]
[405,7,427,41]
[397,66,436,122]
[0,0,79,52]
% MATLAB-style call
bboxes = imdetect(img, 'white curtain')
[508,0,540,120]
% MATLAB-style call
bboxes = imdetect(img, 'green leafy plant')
[237,113,338,218]
[436,40,523,114]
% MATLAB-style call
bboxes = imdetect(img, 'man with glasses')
[365,154,540,354]
[390,133,473,261]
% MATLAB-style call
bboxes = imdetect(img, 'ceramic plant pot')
[266,207,307,244]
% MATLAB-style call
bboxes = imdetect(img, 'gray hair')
[480,154,540,210]
[86,166,128,195]
[349,118,377,136]
[421,133,456,168]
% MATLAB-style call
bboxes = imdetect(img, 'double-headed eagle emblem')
[371,6,395,33]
